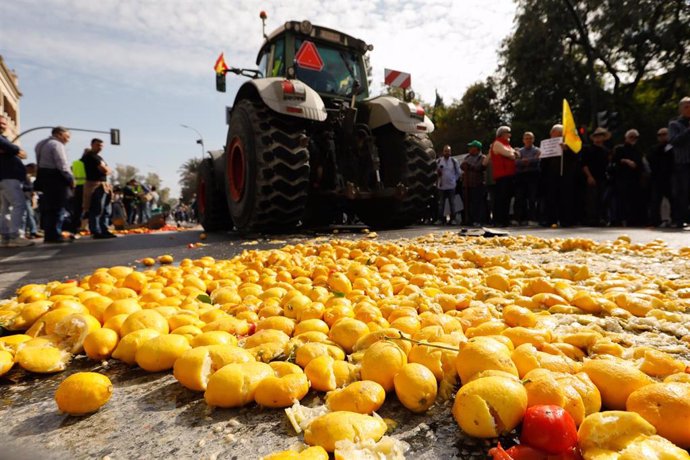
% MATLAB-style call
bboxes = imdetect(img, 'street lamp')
[180,124,205,161]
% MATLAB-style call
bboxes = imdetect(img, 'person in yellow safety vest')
[69,157,86,233]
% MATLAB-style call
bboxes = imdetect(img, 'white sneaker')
[8,238,35,248]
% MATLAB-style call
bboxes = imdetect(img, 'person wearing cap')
[489,126,519,227]
[581,127,612,226]
[668,96,690,228]
[514,132,541,225]
[460,140,489,226]
[35,126,74,243]
[611,129,644,226]
[647,127,674,227]
[435,144,461,225]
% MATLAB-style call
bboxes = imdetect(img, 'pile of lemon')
[1,234,690,459]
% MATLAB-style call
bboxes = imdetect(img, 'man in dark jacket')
[0,115,34,247]
[647,128,674,226]
[669,97,690,228]
[611,129,644,226]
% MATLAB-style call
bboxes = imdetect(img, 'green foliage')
[178,158,202,203]
[430,78,503,155]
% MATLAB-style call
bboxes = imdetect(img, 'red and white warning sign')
[295,41,324,71]
[384,68,411,89]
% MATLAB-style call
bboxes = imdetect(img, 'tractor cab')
[256,20,371,102]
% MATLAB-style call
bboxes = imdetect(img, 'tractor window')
[294,39,366,98]
[272,39,285,77]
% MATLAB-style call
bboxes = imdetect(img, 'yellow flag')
[562,99,582,153]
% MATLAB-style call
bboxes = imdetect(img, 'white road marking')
[0,271,30,290]
[0,249,61,263]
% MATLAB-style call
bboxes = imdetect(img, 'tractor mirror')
[216,73,226,93]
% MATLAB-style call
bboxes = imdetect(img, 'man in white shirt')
[436,144,460,224]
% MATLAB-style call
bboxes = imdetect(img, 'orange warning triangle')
[295,41,324,71]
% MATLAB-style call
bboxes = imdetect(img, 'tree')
[113,164,142,187]
[430,78,504,155]
[498,0,690,145]
[178,158,202,203]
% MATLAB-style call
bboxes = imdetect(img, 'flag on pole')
[214,53,228,74]
[562,99,582,153]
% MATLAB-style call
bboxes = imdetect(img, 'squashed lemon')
[304,411,387,453]
[134,334,191,372]
[326,380,386,414]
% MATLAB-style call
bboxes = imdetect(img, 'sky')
[3,0,516,199]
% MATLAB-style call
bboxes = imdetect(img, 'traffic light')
[110,129,121,145]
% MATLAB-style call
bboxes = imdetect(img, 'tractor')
[196,16,437,232]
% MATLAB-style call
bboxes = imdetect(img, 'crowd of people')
[434,97,690,230]
[0,123,161,246]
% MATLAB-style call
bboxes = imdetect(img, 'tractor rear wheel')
[224,99,310,232]
[356,129,436,228]
[196,158,232,232]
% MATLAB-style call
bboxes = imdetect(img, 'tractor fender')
[365,95,435,134]
[234,78,327,122]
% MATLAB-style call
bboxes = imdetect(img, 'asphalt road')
[0,224,688,299]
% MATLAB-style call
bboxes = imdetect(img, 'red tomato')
[520,405,578,455]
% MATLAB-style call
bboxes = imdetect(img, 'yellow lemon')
[452,375,527,438]
[135,334,191,372]
[122,271,148,293]
[52,313,101,354]
[407,342,457,382]
[262,446,328,460]
[142,257,156,266]
[582,358,653,410]
[294,319,330,336]
[111,328,161,365]
[627,382,690,448]
[102,298,141,323]
[0,350,14,377]
[190,330,238,348]
[360,341,407,392]
[83,328,119,361]
[455,337,518,385]
[328,317,370,353]
[119,309,169,337]
[269,361,303,377]
[158,254,174,264]
[55,372,112,415]
[326,380,386,414]
[173,344,255,391]
[304,411,387,453]
[254,373,310,408]
[393,363,437,413]
[204,361,273,408]
[16,345,70,373]
[578,410,656,453]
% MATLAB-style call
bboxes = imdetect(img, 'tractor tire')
[196,158,232,232]
[356,129,436,228]
[224,99,310,233]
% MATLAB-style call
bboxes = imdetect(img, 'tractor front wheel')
[224,99,310,232]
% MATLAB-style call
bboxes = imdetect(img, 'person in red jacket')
[490,126,520,226]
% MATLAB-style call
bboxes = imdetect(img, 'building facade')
[0,55,21,142]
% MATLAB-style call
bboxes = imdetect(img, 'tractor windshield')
[294,39,367,99]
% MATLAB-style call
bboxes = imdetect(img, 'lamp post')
[180,124,205,161]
